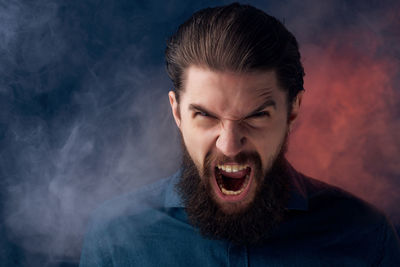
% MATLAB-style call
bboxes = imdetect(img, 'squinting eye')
[250,111,270,118]
[195,111,210,117]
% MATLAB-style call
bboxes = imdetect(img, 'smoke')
[288,41,400,216]
[0,0,399,266]
[0,0,186,265]
[275,0,400,222]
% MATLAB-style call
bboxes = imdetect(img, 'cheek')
[249,121,288,168]
[181,122,216,167]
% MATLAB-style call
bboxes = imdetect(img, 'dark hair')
[165,2,305,106]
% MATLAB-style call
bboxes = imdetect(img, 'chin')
[213,197,254,214]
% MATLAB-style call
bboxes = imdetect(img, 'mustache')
[204,151,260,165]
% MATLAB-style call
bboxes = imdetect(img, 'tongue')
[222,174,246,191]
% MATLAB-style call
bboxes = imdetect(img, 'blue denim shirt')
[80,166,400,266]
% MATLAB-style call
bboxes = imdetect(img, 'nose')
[215,120,245,157]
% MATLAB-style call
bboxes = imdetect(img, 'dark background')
[0,0,399,266]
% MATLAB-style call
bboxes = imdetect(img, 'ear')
[168,91,181,128]
[288,90,304,129]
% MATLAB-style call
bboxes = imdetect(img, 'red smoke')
[287,26,400,218]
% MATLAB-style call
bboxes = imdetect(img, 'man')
[80,3,400,266]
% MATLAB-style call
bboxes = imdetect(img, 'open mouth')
[213,164,252,199]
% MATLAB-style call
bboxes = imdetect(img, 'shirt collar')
[285,162,308,211]
[165,163,308,211]
[164,169,184,208]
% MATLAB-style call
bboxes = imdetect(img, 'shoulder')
[298,173,399,247]
[297,174,400,263]
[80,174,181,266]
[300,174,385,223]
[86,172,178,237]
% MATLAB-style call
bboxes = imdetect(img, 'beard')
[176,131,291,246]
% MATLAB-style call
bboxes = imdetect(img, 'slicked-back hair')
[165,3,305,107]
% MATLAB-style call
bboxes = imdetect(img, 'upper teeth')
[217,164,248,173]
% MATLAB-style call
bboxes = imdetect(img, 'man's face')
[169,66,302,214]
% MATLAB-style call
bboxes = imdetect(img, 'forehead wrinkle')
[254,87,273,98]
[184,67,279,120]
[241,87,273,111]
[210,89,275,121]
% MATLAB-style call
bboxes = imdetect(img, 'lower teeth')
[218,174,249,196]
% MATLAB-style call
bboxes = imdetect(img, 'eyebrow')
[188,104,219,118]
[246,99,276,117]
[188,99,276,120]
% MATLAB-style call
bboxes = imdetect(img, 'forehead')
[181,66,286,117]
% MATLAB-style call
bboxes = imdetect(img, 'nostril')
[240,137,246,145]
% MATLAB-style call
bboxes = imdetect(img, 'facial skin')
[169,65,303,214]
